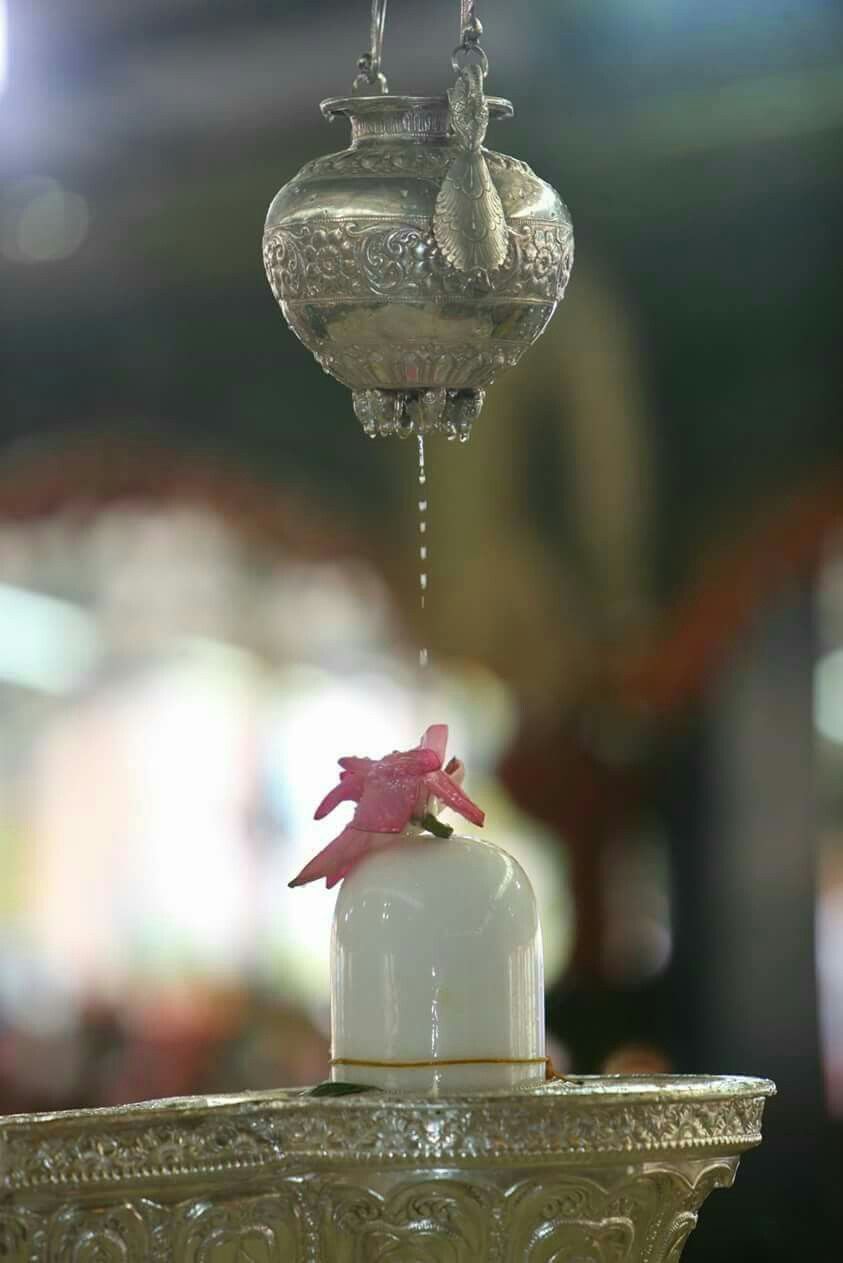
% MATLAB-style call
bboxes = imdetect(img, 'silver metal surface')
[263,92,573,438]
[0,1076,774,1261]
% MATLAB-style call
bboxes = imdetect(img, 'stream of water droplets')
[417,435,429,670]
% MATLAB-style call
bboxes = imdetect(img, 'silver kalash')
[263,1,574,439]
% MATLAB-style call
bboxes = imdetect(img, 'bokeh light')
[1,177,89,264]
[814,649,843,745]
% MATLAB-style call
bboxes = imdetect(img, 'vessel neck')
[352,100,451,143]
[320,94,513,145]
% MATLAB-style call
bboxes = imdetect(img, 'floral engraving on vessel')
[0,1206,47,1263]
[294,146,531,185]
[47,1202,164,1263]
[348,106,452,143]
[0,1161,740,1263]
[172,1192,304,1263]
[262,219,573,306]
[313,340,524,391]
[0,1086,769,1193]
[325,1180,492,1263]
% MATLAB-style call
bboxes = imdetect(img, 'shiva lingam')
[262,1,574,439]
[0,725,773,1262]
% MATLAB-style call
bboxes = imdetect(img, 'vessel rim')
[0,1074,775,1130]
[321,94,514,122]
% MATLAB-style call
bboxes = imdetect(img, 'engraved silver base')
[0,1075,774,1262]
[353,387,484,439]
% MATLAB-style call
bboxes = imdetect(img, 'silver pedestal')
[0,1075,774,1261]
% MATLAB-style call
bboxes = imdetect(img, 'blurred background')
[1,0,842,1257]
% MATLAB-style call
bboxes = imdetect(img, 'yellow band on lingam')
[331,1056,564,1079]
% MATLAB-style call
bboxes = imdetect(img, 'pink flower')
[288,724,485,889]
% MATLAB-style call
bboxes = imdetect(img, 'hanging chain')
[459,1,482,49]
[454,0,489,75]
[353,0,389,94]
[352,1,490,94]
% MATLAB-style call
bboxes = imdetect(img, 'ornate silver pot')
[262,6,573,438]
[0,1076,774,1261]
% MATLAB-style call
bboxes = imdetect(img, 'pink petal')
[383,748,440,776]
[420,724,448,765]
[291,726,479,891]
[353,775,419,832]
[415,758,463,818]
[423,769,485,827]
[329,832,397,886]
[288,826,376,889]
[338,757,373,773]
[314,771,366,820]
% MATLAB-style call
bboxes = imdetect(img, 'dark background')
[2,2,843,1258]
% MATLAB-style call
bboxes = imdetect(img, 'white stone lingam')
[331,831,545,1092]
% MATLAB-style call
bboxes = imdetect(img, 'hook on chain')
[353,0,389,94]
[459,0,483,47]
[453,0,489,76]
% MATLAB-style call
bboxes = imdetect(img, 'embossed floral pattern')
[0,1082,772,1192]
[263,219,571,306]
[313,341,525,391]
[261,214,570,393]
[0,1078,773,1260]
[0,1161,744,1263]
[294,146,534,185]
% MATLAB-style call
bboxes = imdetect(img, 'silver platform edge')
[0,1074,775,1262]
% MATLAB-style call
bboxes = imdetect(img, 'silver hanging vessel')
[263,1,574,439]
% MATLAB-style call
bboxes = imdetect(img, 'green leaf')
[308,1081,377,1097]
[421,812,454,839]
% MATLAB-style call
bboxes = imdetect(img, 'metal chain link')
[353,0,389,94]
[453,0,489,76]
[353,1,490,94]
[459,1,483,47]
